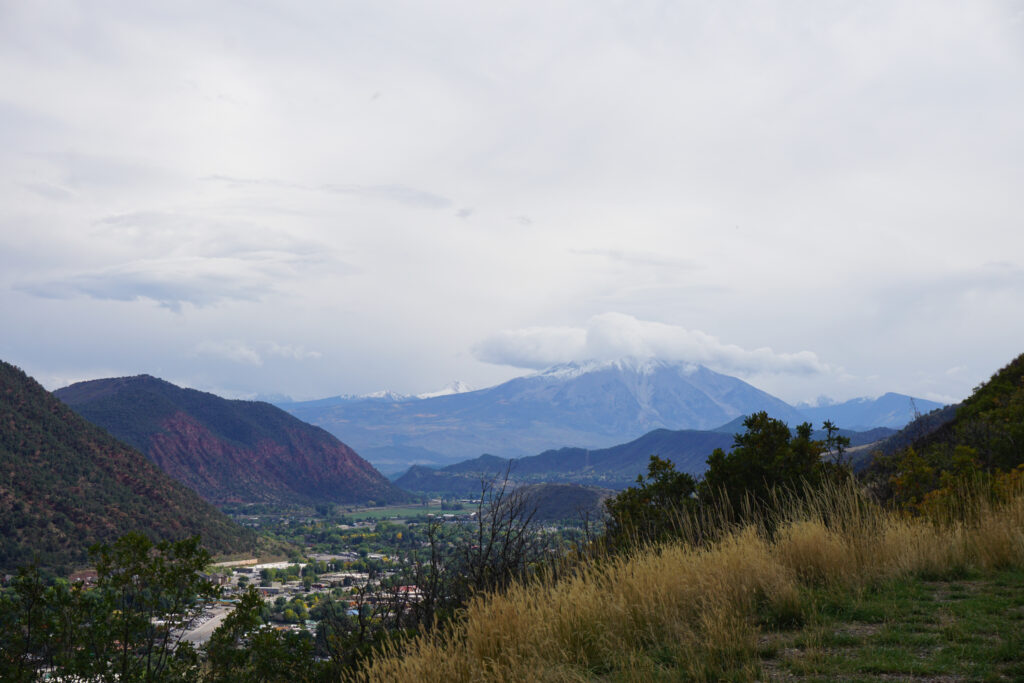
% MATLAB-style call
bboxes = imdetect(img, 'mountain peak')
[533,357,701,380]
[360,389,411,401]
[416,380,474,399]
[2,360,253,571]
[55,375,409,506]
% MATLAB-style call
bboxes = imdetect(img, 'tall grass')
[348,478,1024,682]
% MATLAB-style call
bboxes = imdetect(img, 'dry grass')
[348,480,1024,682]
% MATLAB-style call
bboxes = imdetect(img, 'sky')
[1,0,1023,406]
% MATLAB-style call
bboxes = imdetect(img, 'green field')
[342,503,450,521]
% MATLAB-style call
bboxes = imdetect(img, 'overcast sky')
[2,0,1022,405]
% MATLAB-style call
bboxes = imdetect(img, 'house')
[198,572,230,586]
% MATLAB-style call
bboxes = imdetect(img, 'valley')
[4,352,1016,683]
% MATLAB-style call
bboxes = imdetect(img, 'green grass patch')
[758,568,1024,681]
[343,504,446,521]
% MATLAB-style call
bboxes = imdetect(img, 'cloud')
[12,207,341,312]
[14,253,308,311]
[266,343,322,361]
[194,340,262,366]
[320,184,453,209]
[20,181,76,201]
[193,340,322,366]
[472,326,587,370]
[571,248,701,270]
[205,175,452,210]
[473,312,831,377]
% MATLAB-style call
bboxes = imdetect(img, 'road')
[181,605,232,645]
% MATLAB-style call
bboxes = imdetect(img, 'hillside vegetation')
[0,361,254,573]
[518,483,613,523]
[351,480,1024,681]
[867,352,1024,512]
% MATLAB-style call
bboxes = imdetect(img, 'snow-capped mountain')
[282,358,808,472]
[416,380,474,399]
[358,389,412,401]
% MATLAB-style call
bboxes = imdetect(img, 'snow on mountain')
[532,357,701,381]
[284,357,806,471]
[360,389,412,401]
[281,357,945,475]
[416,380,474,399]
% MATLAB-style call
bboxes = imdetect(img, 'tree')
[450,464,554,602]
[822,420,851,467]
[0,533,217,682]
[206,586,316,682]
[89,533,217,681]
[604,455,697,548]
[699,412,846,519]
[0,563,49,682]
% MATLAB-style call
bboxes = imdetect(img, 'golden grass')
[348,479,1024,682]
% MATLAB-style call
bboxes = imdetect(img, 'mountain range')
[394,421,897,497]
[282,358,942,473]
[55,375,409,507]
[796,392,944,431]
[0,361,254,572]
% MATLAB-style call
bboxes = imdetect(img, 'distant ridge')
[798,392,945,431]
[0,361,253,572]
[55,375,410,507]
[395,422,897,497]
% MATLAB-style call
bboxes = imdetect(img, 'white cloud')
[473,326,587,370]
[194,340,263,366]
[14,242,332,311]
[474,312,831,377]
[266,343,322,361]
[17,257,278,311]
[193,340,322,366]
[206,176,453,209]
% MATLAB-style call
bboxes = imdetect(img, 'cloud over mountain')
[474,313,830,377]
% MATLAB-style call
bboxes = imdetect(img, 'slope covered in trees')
[0,361,254,573]
[55,375,410,507]
[867,352,1024,509]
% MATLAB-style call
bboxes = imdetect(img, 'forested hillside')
[0,361,254,573]
[868,352,1024,509]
